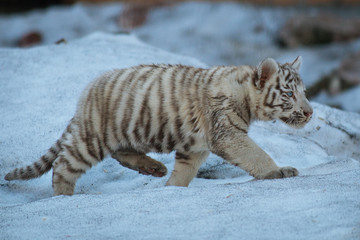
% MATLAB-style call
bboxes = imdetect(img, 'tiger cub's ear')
[256,58,278,89]
[291,56,302,72]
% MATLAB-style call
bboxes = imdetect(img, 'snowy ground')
[0,32,360,240]
[1,2,360,111]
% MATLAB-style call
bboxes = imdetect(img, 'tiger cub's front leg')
[212,132,298,180]
[111,151,167,177]
[166,151,210,187]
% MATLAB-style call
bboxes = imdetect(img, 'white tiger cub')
[5,56,313,196]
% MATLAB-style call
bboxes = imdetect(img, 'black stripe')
[149,135,162,152]
[166,133,176,151]
[263,85,274,108]
[49,146,58,156]
[41,155,51,164]
[139,79,156,141]
[176,152,190,160]
[156,68,168,150]
[34,162,42,172]
[211,95,227,101]
[26,166,33,176]
[226,115,247,134]
[245,95,251,121]
[121,68,154,143]
[207,67,221,84]
[284,70,291,82]
[175,116,184,142]
[235,110,250,126]
[112,70,137,143]
[53,173,73,186]
[178,161,191,165]
[64,143,92,168]
[170,68,180,113]
[133,127,141,143]
[276,76,280,90]
[59,157,86,174]
[97,137,104,160]
[86,88,100,159]
[144,108,152,141]
[79,86,100,160]
[270,92,276,106]
[41,156,53,172]
[103,71,123,150]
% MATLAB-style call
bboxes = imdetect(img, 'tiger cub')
[5,56,313,196]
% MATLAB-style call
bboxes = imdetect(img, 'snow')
[1,2,360,239]
[0,32,360,240]
[0,4,123,47]
[1,2,359,88]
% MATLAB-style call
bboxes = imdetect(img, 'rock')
[18,31,42,47]
[338,51,360,85]
[118,3,151,30]
[118,1,174,30]
[307,51,360,98]
[278,14,360,48]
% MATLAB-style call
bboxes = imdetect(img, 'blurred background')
[1,0,360,112]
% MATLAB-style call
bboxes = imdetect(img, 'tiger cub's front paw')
[264,166,298,179]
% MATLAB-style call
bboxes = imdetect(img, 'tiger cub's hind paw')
[113,152,168,177]
[264,166,299,179]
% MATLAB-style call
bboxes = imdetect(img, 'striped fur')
[5,57,313,195]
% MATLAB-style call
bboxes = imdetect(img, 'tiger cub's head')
[253,56,313,129]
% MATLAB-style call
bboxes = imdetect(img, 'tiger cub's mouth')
[280,114,312,128]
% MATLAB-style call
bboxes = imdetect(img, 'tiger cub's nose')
[304,111,313,118]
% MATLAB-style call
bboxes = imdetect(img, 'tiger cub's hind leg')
[52,141,98,195]
[111,151,167,177]
[166,151,210,187]
[52,156,89,196]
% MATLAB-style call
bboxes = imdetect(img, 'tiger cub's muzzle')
[281,99,313,129]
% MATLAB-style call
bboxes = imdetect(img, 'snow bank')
[0,33,359,240]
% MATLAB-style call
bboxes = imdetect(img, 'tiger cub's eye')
[286,91,293,97]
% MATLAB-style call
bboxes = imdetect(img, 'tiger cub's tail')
[4,140,62,181]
